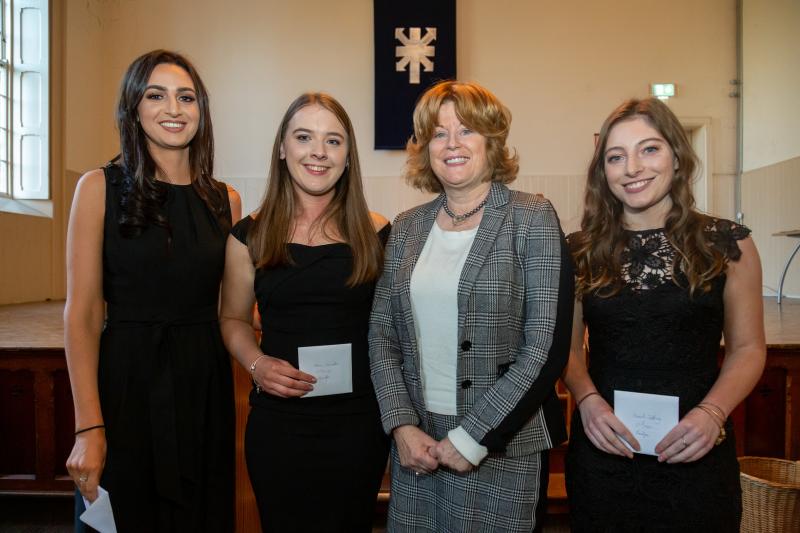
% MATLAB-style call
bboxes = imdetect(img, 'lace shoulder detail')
[620,229,673,291]
[704,217,751,261]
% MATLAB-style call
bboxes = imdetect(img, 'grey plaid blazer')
[369,182,572,457]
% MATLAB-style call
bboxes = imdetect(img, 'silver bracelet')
[249,354,265,374]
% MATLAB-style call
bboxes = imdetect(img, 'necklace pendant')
[452,215,466,226]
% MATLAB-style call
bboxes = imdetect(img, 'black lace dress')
[565,219,750,533]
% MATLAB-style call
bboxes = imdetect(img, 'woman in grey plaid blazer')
[369,81,574,532]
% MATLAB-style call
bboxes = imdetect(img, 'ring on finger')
[682,436,688,448]
[78,473,88,483]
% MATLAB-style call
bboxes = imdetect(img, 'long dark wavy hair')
[570,97,727,297]
[114,49,229,237]
[247,93,383,286]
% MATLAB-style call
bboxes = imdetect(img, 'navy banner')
[374,0,456,149]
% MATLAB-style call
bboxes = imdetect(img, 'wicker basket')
[739,456,800,532]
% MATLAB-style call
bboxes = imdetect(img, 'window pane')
[0,127,7,161]
[0,161,7,195]
[0,94,6,126]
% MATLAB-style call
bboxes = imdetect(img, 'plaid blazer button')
[461,380,472,389]
[460,341,472,351]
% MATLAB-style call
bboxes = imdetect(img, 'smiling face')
[428,101,490,194]
[279,104,348,201]
[136,63,199,154]
[604,116,678,229]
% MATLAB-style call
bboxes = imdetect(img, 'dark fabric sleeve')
[480,231,575,450]
[706,218,751,262]
[377,222,391,246]
[230,215,254,246]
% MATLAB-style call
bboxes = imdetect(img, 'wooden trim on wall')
[50,0,67,299]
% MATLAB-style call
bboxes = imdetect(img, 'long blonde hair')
[571,98,727,297]
[247,93,383,286]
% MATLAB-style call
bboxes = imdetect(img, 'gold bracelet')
[695,405,726,445]
[695,404,724,426]
[699,401,727,422]
[696,403,725,427]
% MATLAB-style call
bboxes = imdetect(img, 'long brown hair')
[405,80,519,192]
[115,49,229,236]
[571,97,727,297]
[248,93,383,286]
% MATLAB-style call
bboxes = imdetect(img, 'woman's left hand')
[432,438,473,473]
[655,408,721,463]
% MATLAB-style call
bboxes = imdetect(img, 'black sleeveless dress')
[231,216,390,533]
[565,218,750,533]
[92,164,234,532]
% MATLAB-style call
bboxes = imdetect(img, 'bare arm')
[562,300,640,457]
[370,211,389,231]
[219,234,315,397]
[657,237,765,462]
[64,169,107,501]
[227,185,242,224]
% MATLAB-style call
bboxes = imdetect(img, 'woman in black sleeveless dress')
[563,98,766,532]
[65,50,239,532]
[220,93,389,533]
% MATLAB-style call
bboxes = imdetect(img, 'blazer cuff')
[381,408,420,435]
[448,426,489,466]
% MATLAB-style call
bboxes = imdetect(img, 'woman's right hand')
[252,355,316,398]
[392,425,439,475]
[578,393,640,458]
[66,429,107,502]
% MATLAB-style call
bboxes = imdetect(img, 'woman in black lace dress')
[563,98,766,532]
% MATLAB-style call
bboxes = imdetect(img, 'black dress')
[565,219,750,533]
[89,164,234,532]
[231,216,390,533]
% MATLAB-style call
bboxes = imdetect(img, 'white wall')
[64,0,738,226]
[742,0,800,172]
[741,0,800,297]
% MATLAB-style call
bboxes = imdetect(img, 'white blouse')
[410,222,488,465]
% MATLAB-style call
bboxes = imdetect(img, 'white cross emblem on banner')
[395,27,436,84]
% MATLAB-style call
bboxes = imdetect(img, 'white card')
[81,485,117,533]
[298,343,353,398]
[614,390,679,456]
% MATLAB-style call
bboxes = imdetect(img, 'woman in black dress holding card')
[562,98,765,532]
[220,93,389,533]
[64,50,239,532]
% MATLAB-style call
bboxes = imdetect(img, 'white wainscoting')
[742,157,800,298]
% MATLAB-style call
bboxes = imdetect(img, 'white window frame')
[0,0,50,216]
